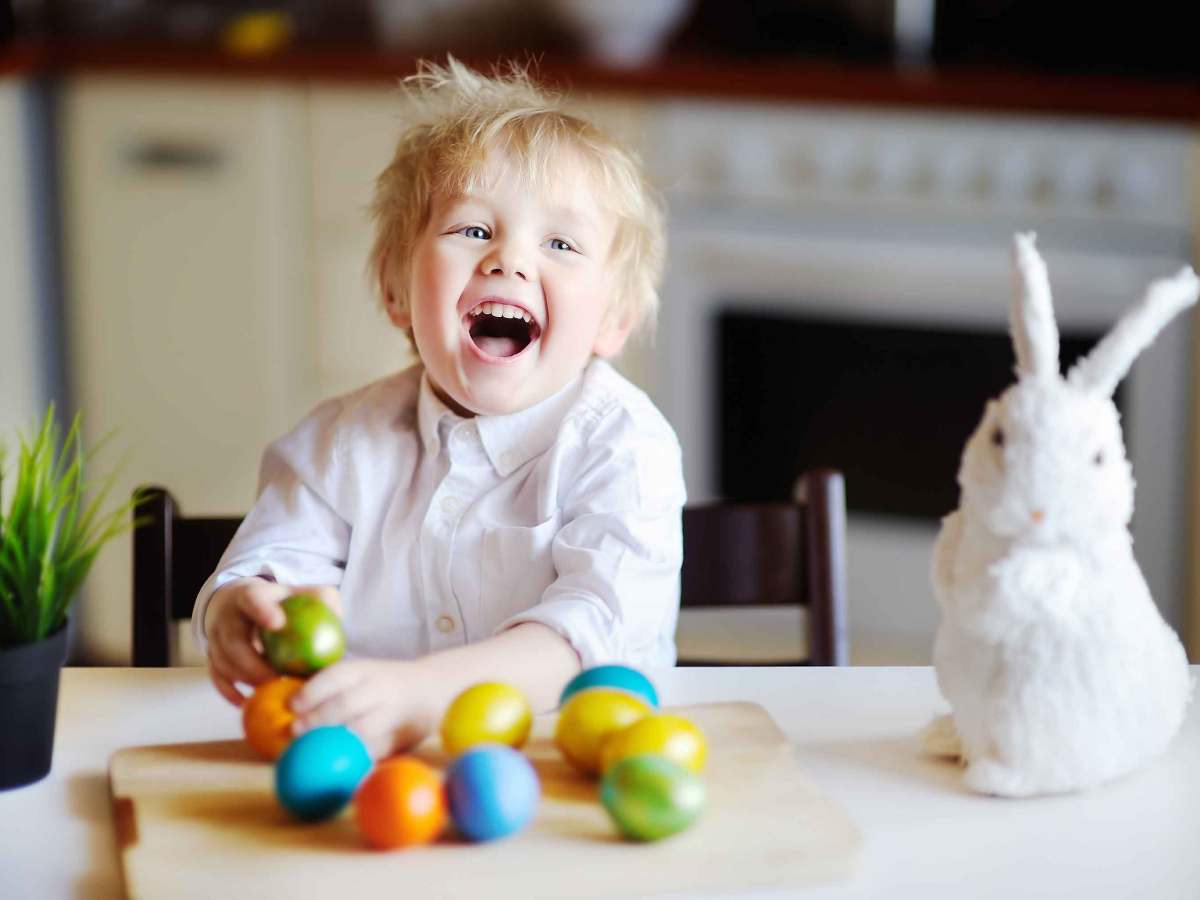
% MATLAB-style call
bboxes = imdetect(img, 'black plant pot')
[0,623,69,790]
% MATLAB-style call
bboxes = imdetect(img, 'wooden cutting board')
[109,702,859,899]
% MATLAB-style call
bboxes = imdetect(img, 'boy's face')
[389,148,628,417]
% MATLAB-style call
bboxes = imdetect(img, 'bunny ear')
[1067,266,1199,397]
[1010,233,1060,380]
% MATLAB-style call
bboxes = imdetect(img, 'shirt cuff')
[495,597,677,671]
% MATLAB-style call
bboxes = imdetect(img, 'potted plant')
[0,406,138,790]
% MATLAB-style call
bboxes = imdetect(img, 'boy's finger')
[237,590,287,631]
[208,659,246,707]
[294,690,367,735]
[290,663,357,717]
[228,637,280,686]
[293,584,344,618]
[211,631,277,687]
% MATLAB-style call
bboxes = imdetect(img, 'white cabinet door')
[62,77,318,663]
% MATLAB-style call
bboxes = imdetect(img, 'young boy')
[192,59,686,758]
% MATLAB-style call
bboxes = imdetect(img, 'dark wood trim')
[1,38,1198,123]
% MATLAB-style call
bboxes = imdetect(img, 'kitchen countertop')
[4,665,1198,898]
[2,37,1200,123]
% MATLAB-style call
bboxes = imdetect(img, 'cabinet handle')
[124,139,226,173]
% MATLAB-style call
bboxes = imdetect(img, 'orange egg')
[242,676,304,760]
[355,757,448,849]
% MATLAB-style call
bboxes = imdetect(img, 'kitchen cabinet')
[62,77,318,663]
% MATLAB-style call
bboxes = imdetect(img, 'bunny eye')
[991,427,1005,448]
[1093,451,1104,466]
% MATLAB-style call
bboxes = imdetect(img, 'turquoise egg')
[559,664,659,708]
[274,725,372,822]
[446,745,540,842]
[600,754,705,842]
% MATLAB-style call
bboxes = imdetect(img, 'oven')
[631,101,1195,662]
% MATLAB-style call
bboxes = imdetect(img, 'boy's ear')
[592,306,636,359]
[379,251,411,329]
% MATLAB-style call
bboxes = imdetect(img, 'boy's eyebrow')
[443,194,601,233]
[545,205,600,232]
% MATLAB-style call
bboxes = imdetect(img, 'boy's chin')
[460,379,563,418]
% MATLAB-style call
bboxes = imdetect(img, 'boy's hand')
[290,659,438,759]
[203,578,343,707]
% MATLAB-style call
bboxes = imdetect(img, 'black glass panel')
[718,310,1118,519]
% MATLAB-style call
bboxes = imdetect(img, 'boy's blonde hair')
[368,58,665,339]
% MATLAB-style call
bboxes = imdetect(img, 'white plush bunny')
[926,232,1198,797]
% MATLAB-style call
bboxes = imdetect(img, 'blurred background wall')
[2,0,1198,666]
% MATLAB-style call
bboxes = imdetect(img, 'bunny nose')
[1031,509,1045,524]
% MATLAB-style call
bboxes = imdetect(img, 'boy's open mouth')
[465,301,542,359]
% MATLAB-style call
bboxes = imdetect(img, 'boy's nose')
[482,247,531,281]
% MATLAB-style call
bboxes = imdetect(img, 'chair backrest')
[679,469,848,666]
[131,486,242,666]
[132,468,848,667]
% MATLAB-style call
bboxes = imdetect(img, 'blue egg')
[274,725,372,822]
[559,664,659,708]
[446,745,540,842]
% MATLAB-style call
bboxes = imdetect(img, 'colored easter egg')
[559,664,659,708]
[261,593,346,677]
[554,687,651,776]
[600,754,706,842]
[441,682,533,756]
[600,713,708,775]
[445,745,540,842]
[242,675,305,760]
[275,725,371,822]
[354,757,448,849]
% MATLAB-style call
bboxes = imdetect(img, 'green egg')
[599,754,705,841]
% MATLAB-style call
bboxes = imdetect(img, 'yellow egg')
[600,713,708,775]
[441,682,533,756]
[554,687,651,776]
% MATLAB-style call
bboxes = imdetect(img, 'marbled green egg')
[599,754,705,841]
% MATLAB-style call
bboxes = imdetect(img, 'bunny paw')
[964,758,1038,798]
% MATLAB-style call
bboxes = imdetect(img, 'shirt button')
[440,496,461,515]
[435,615,456,634]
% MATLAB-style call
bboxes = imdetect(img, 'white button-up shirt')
[192,359,685,669]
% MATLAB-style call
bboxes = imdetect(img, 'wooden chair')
[132,469,848,667]
[131,486,242,667]
[678,469,848,667]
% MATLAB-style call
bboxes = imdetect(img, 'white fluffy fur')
[929,232,1197,797]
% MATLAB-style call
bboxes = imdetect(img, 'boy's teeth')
[471,302,531,323]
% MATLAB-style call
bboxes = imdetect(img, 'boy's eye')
[459,225,490,240]
[547,238,575,252]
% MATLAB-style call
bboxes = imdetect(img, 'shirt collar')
[475,373,585,476]
[416,370,464,457]
[416,368,584,475]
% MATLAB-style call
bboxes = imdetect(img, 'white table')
[3,666,1198,899]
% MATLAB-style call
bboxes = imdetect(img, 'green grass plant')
[0,405,140,647]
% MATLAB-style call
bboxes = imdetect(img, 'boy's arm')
[290,622,578,757]
[494,415,687,670]
[420,621,581,712]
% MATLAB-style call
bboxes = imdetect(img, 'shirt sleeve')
[190,398,352,652]
[494,409,686,670]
